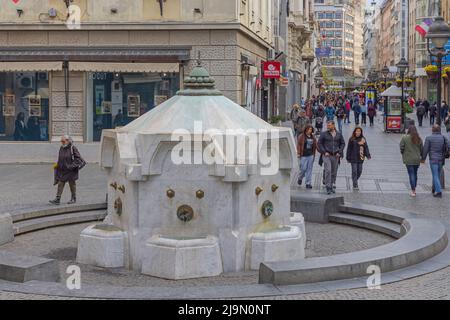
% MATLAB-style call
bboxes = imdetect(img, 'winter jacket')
[416,105,426,116]
[294,116,311,133]
[422,133,449,164]
[325,106,335,121]
[317,130,346,157]
[368,105,376,118]
[297,133,318,158]
[55,144,82,182]
[400,135,423,166]
[346,137,371,163]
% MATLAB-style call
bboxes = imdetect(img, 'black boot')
[49,197,61,205]
[67,195,76,205]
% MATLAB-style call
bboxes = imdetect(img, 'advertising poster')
[154,95,168,106]
[28,95,42,117]
[365,90,375,108]
[2,105,15,117]
[387,116,402,130]
[95,85,105,115]
[101,101,112,114]
[3,94,15,106]
[127,94,141,118]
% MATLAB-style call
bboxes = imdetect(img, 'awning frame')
[0,46,191,62]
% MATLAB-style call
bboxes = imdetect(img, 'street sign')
[279,77,289,87]
[315,47,331,58]
[263,61,281,79]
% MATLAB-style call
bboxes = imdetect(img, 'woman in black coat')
[346,127,371,190]
[50,135,85,205]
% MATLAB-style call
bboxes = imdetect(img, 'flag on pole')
[415,18,434,37]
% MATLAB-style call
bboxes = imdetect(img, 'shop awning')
[0,61,62,72]
[69,62,180,73]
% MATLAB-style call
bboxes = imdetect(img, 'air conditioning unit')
[18,75,34,89]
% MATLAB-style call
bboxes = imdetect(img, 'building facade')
[0,0,277,162]
[362,1,380,80]
[314,0,363,90]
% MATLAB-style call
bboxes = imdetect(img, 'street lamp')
[396,57,409,133]
[426,16,450,125]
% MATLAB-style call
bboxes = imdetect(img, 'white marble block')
[290,212,307,249]
[141,236,223,280]
[76,224,127,268]
[0,213,14,246]
[249,226,305,270]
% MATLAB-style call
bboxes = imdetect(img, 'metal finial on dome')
[176,51,223,96]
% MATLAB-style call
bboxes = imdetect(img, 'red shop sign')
[263,61,281,79]
[387,116,402,130]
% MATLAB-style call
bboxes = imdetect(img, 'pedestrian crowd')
[293,93,450,198]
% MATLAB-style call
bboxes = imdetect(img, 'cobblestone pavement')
[1,113,450,299]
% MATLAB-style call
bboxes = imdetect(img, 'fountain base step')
[141,235,223,280]
[0,213,14,246]
[250,225,305,270]
[76,224,127,268]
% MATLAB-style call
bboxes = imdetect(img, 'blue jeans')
[299,155,314,185]
[430,163,443,194]
[337,118,343,132]
[406,165,419,191]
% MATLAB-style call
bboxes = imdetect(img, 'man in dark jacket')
[318,120,346,194]
[50,135,84,205]
[416,103,426,127]
[421,125,449,198]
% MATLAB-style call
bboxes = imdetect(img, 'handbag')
[71,145,87,170]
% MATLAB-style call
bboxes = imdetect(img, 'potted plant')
[444,66,450,78]
[269,115,284,126]
[425,65,439,80]
[396,78,403,87]
[386,81,393,87]
[405,78,413,87]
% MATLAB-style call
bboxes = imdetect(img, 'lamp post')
[426,16,450,126]
[396,57,409,133]
[381,66,390,129]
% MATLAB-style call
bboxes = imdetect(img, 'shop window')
[86,72,180,142]
[0,72,50,141]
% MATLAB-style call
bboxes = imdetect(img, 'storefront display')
[87,72,180,142]
[0,72,49,141]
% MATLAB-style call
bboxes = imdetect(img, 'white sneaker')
[410,191,416,197]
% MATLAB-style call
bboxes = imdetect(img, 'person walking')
[318,120,346,195]
[325,104,335,122]
[336,105,346,132]
[346,127,371,190]
[291,104,300,135]
[353,102,361,125]
[423,99,430,119]
[430,103,437,125]
[49,135,86,205]
[345,99,352,124]
[400,126,424,197]
[441,101,449,123]
[297,125,317,189]
[367,101,377,127]
[421,125,449,198]
[294,109,311,138]
[360,101,368,126]
[416,103,426,127]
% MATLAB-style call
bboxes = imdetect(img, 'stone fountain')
[76,61,306,279]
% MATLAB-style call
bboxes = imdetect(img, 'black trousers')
[417,115,423,127]
[351,162,363,186]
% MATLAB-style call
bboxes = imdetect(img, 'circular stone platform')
[0,222,392,289]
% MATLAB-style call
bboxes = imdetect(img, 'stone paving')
[0,112,450,299]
